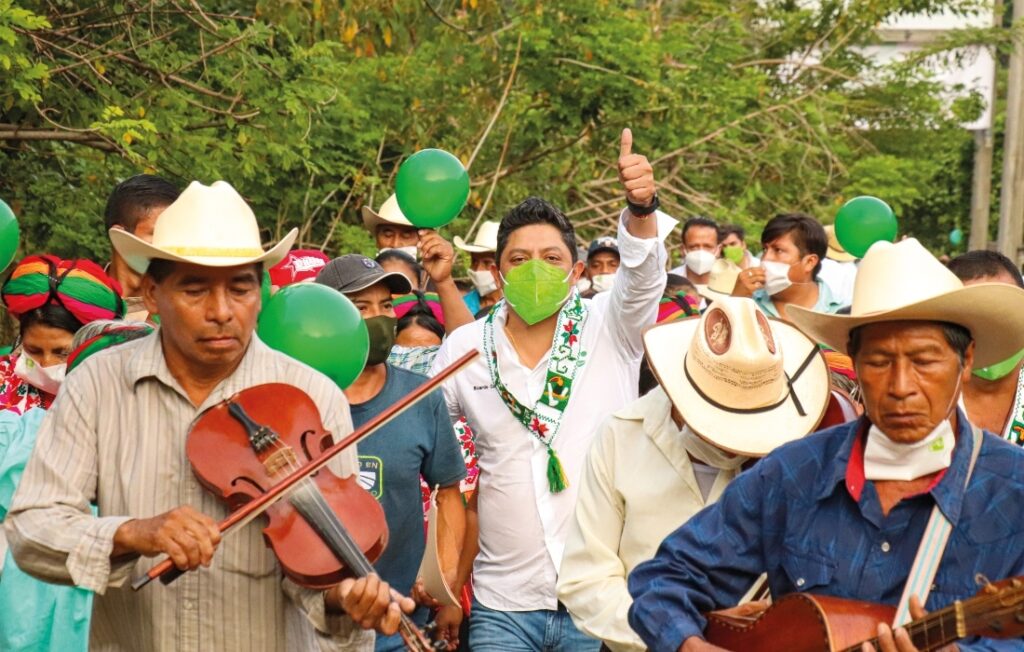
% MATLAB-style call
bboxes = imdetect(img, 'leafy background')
[0,0,1018,272]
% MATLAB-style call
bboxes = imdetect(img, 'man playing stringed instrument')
[5,181,408,651]
[628,238,1024,652]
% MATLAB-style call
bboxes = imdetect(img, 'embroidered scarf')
[482,290,589,493]
[1004,363,1024,445]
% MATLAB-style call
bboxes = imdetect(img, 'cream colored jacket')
[556,387,741,652]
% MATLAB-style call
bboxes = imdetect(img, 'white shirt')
[818,258,857,308]
[431,210,673,611]
[556,388,739,651]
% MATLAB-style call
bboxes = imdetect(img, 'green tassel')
[546,446,569,493]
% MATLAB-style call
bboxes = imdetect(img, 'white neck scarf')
[680,424,747,471]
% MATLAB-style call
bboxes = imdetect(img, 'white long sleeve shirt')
[431,210,673,611]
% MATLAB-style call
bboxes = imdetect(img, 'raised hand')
[617,128,656,208]
[418,229,456,284]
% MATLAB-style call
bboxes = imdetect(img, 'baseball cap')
[587,236,619,260]
[269,249,330,287]
[315,254,413,295]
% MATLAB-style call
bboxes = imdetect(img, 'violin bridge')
[264,447,299,477]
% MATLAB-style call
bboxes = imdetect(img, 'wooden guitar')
[705,577,1024,651]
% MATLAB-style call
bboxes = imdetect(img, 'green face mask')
[722,245,744,265]
[501,259,573,325]
[973,348,1024,381]
[364,315,397,367]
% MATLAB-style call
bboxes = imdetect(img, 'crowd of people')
[2,129,1024,652]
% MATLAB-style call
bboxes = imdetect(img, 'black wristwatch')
[627,193,659,217]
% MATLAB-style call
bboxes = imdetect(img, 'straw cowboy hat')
[789,238,1024,368]
[644,295,829,457]
[824,225,857,263]
[109,180,296,274]
[361,194,413,232]
[454,221,499,253]
[699,258,742,302]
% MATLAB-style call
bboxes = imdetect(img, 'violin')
[131,350,480,651]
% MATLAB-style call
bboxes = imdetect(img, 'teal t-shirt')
[350,365,465,649]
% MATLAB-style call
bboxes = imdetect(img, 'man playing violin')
[5,181,408,651]
[627,239,1024,652]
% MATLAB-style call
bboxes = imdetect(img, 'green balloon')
[257,283,369,389]
[0,199,21,270]
[261,269,272,308]
[834,196,897,258]
[395,148,470,228]
[949,228,964,246]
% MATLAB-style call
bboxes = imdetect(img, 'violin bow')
[132,349,479,590]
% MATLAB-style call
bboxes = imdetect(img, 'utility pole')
[996,0,1024,263]
[969,129,995,250]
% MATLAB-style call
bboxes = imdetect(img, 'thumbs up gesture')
[617,128,656,208]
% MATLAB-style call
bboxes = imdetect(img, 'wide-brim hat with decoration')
[698,258,742,302]
[110,180,296,274]
[789,238,1024,369]
[361,194,414,232]
[824,225,857,263]
[454,220,499,253]
[644,295,830,457]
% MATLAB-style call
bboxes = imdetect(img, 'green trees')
[0,1,1000,263]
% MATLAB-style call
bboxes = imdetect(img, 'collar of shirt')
[753,279,842,317]
[123,330,269,408]
[816,411,974,527]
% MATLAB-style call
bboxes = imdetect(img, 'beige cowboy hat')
[788,238,1024,368]
[699,259,742,302]
[824,225,857,263]
[361,194,413,232]
[644,295,830,457]
[454,220,499,253]
[109,180,296,274]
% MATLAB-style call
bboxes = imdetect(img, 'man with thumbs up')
[430,129,674,651]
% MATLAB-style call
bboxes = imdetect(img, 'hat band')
[682,346,819,417]
[162,245,265,257]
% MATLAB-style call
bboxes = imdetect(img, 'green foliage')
[0,0,1005,268]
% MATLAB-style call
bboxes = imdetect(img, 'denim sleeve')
[627,461,774,652]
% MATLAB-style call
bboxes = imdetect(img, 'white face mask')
[761,260,793,296]
[379,246,418,261]
[468,269,498,296]
[684,250,717,276]
[589,273,616,294]
[14,353,66,395]
[680,424,747,471]
[863,375,961,482]
[576,276,592,295]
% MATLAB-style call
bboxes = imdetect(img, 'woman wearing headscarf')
[0,255,125,413]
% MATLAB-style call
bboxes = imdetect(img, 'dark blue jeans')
[468,598,602,652]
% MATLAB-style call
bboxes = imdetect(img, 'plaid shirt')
[627,412,1024,652]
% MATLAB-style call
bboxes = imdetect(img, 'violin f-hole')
[231,476,267,495]
[300,429,318,461]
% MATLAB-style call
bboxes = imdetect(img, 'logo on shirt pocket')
[358,456,383,499]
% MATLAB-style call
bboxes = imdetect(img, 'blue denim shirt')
[627,413,1024,652]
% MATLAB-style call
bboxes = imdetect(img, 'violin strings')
[262,436,430,649]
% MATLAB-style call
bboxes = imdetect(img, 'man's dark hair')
[848,322,973,366]
[496,197,578,264]
[146,258,263,285]
[760,213,827,280]
[720,223,745,241]
[104,175,179,233]
[681,217,720,245]
[19,304,84,338]
[947,250,1024,288]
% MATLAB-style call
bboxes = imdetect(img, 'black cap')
[315,254,413,295]
[587,236,619,260]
